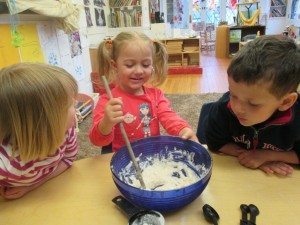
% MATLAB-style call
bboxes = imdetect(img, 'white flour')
[132,158,199,190]
[116,146,210,191]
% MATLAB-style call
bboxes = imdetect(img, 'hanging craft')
[7,0,24,47]
[11,29,23,48]
[239,9,260,26]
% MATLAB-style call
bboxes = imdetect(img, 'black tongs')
[240,204,260,225]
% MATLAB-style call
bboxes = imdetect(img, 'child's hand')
[0,185,36,200]
[259,161,294,176]
[238,150,269,169]
[0,161,69,200]
[179,127,199,143]
[101,98,124,131]
[0,186,6,198]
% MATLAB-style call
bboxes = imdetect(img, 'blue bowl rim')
[110,135,213,192]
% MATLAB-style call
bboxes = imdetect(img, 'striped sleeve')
[0,128,78,187]
[0,145,58,187]
[61,127,78,166]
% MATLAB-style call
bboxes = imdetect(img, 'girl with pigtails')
[89,31,198,152]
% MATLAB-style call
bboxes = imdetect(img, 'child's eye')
[126,64,133,68]
[248,102,260,107]
[143,64,151,68]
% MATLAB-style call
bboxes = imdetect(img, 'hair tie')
[105,39,113,48]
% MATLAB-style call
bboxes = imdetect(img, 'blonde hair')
[0,63,78,161]
[97,31,168,86]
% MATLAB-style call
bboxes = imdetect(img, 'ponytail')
[97,39,115,83]
[151,40,168,86]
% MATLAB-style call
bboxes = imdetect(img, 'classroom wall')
[0,4,93,95]
[86,0,151,47]
[259,0,286,35]
[1,0,298,96]
[87,0,298,45]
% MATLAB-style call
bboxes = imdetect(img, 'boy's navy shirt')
[205,92,300,162]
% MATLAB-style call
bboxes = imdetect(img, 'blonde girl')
[0,63,78,199]
[89,31,198,152]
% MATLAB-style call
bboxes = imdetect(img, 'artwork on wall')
[94,0,105,7]
[150,0,163,23]
[85,7,93,27]
[1,21,88,82]
[95,7,106,26]
[0,24,44,69]
[84,0,106,27]
[55,29,85,81]
[0,25,21,68]
[68,31,82,58]
[37,23,62,67]
[269,0,287,18]
[84,0,90,5]
[290,0,299,19]
[17,24,45,63]
[150,0,160,12]
[173,0,189,29]
[229,29,242,43]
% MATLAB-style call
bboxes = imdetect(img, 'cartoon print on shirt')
[124,112,136,124]
[139,103,152,137]
[232,134,251,149]
[130,103,157,137]
[262,143,287,152]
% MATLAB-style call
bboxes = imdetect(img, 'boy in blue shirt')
[205,35,300,176]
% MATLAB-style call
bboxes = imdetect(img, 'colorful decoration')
[0,24,20,68]
[269,0,287,18]
[10,29,23,47]
[230,0,237,9]
[7,0,24,48]
[239,9,260,26]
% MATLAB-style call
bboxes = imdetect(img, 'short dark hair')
[227,35,300,98]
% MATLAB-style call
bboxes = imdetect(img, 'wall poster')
[269,0,287,18]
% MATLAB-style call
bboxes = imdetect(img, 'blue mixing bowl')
[110,136,212,212]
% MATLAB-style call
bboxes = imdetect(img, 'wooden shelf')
[228,25,265,56]
[168,52,183,54]
[182,51,199,54]
[160,38,200,67]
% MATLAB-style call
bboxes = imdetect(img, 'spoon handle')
[101,76,146,189]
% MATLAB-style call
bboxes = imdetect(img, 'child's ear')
[278,92,298,111]
[111,60,117,70]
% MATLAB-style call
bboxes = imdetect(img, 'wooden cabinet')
[215,25,229,58]
[229,25,266,56]
[160,38,200,67]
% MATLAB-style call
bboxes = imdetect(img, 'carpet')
[76,93,224,160]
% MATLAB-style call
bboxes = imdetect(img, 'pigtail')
[97,38,115,83]
[152,40,168,86]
